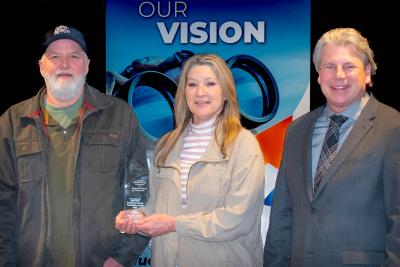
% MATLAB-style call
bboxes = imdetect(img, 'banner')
[106,1,310,265]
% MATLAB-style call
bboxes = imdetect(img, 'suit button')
[310,207,317,213]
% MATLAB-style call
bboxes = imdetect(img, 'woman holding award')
[115,54,265,267]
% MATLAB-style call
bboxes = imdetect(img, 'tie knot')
[330,114,348,127]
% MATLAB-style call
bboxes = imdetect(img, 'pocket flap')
[83,132,120,146]
[15,141,41,157]
[342,250,385,265]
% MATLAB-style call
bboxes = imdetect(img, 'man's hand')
[114,210,144,234]
[103,257,124,267]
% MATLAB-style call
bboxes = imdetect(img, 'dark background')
[310,1,398,110]
[1,0,398,114]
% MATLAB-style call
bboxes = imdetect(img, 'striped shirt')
[179,118,215,207]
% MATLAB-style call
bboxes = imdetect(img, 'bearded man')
[0,25,150,267]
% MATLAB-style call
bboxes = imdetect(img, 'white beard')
[44,73,86,102]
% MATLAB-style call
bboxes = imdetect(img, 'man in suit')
[263,27,399,267]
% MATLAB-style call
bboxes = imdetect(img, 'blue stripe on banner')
[264,189,275,206]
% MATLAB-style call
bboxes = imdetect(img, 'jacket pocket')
[82,132,120,173]
[15,141,43,182]
[189,170,230,202]
[342,250,385,265]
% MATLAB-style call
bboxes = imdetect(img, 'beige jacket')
[148,128,265,267]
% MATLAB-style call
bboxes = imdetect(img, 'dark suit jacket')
[264,96,400,267]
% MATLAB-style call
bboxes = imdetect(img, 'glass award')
[124,157,149,220]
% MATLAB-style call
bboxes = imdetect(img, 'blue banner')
[106,1,310,265]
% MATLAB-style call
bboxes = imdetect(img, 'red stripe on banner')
[255,116,292,169]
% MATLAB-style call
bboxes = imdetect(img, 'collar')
[24,84,111,120]
[163,124,228,168]
[323,92,370,121]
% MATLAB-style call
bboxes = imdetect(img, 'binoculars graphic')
[106,50,279,142]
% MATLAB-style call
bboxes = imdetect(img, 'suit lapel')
[313,97,378,199]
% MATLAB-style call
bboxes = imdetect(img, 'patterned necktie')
[313,114,348,195]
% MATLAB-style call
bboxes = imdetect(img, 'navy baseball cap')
[43,25,87,53]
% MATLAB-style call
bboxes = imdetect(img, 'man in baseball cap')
[0,24,150,266]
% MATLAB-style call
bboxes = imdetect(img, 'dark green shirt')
[43,96,82,266]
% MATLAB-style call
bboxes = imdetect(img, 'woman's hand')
[114,210,144,234]
[136,214,176,237]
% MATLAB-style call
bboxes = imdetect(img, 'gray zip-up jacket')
[0,85,150,266]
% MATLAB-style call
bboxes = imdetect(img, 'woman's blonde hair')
[155,54,242,166]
